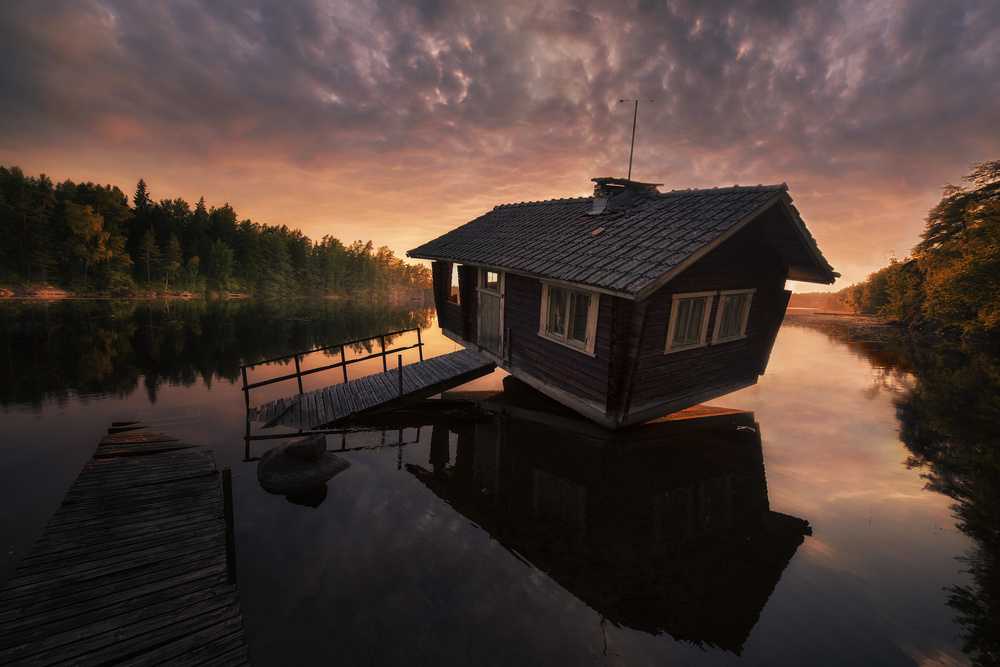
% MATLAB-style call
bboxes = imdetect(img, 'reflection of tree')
[789,314,1000,666]
[781,314,917,398]
[0,300,434,407]
[893,344,1000,666]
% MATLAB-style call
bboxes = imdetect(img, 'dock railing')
[239,327,424,412]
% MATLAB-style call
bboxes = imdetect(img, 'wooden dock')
[248,348,496,431]
[0,425,250,666]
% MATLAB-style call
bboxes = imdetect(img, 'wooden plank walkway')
[248,349,495,431]
[0,425,250,667]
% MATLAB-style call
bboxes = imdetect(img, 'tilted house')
[408,177,837,429]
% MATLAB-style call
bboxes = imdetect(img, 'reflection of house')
[404,402,811,654]
[408,177,837,429]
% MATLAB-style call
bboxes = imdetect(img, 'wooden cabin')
[408,177,837,429]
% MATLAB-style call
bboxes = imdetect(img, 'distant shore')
[784,310,997,345]
[0,284,432,306]
[0,285,241,300]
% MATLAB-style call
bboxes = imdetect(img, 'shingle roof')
[408,183,837,298]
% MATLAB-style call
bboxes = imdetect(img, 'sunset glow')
[2,0,998,289]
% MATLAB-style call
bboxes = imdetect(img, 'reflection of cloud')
[2,1,1000,284]
[799,536,841,563]
[726,327,935,518]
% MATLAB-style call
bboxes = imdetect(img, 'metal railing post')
[294,355,304,395]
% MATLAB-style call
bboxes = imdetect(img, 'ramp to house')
[249,349,496,431]
[0,424,249,666]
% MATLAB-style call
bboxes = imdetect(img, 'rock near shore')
[257,434,351,494]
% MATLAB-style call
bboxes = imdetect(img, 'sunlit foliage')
[841,159,1000,336]
[0,167,432,297]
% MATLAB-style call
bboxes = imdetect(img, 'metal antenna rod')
[619,99,653,181]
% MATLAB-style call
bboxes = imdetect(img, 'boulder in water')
[257,434,350,494]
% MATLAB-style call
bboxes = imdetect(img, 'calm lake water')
[1,299,998,666]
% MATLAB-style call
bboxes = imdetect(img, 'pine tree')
[138,226,161,286]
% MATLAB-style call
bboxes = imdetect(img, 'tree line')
[841,159,1000,337]
[0,167,431,296]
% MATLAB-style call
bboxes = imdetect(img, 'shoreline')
[0,284,432,306]
[784,310,997,346]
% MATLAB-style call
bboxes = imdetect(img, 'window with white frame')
[712,289,755,343]
[665,292,714,353]
[539,283,599,354]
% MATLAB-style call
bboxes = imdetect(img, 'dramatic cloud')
[2,0,998,287]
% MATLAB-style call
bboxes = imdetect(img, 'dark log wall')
[458,264,479,343]
[626,223,789,415]
[504,273,612,405]
[439,302,462,336]
[604,298,635,417]
[432,261,463,338]
[431,261,452,312]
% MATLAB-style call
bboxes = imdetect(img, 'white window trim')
[664,291,715,354]
[712,289,755,344]
[538,282,600,356]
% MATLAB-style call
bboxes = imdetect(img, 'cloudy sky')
[2,0,998,290]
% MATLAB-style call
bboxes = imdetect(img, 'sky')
[1,0,998,291]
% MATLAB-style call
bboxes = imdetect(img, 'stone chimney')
[588,177,662,214]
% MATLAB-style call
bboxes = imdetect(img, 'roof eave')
[629,191,838,299]
[630,191,789,302]
[404,252,635,300]
[772,196,839,285]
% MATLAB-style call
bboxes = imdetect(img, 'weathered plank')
[0,425,250,666]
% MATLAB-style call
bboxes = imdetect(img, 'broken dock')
[249,349,495,430]
[0,424,249,666]
[242,329,496,431]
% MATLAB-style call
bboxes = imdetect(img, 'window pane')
[686,298,705,343]
[672,297,706,347]
[718,293,748,339]
[672,299,692,346]
[568,292,590,343]
[547,288,567,337]
[483,270,499,290]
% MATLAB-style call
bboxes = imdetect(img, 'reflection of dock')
[0,424,249,665]
[403,405,810,654]
[248,349,495,430]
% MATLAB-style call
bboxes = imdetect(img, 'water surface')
[1,301,997,665]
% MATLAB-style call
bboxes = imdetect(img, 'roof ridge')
[494,196,590,210]
[658,183,788,197]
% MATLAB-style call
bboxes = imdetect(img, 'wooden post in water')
[397,354,403,401]
[380,335,388,373]
[417,328,424,361]
[222,467,237,584]
[340,347,348,383]
[241,366,250,412]
[294,355,304,395]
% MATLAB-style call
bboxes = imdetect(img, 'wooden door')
[478,270,503,354]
